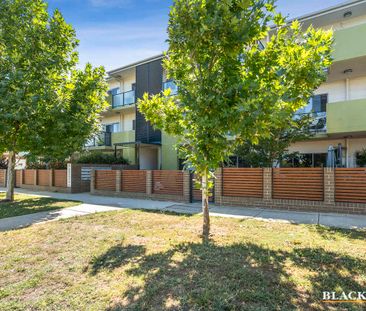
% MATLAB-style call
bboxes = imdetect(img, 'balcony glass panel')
[163,80,178,95]
[295,94,327,133]
[112,90,135,108]
[124,90,135,105]
[112,93,124,108]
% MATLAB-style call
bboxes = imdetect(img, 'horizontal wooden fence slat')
[95,170,116,191]
[54,170,67,188]
[23,170,35,185]
[273,168,324,201]
[223,168,263,198]
[153,170,183,196]
[0,170,5,185]
[38,170,51,186]
[15,170,21,187]
[336,168,366,203]
[121,170,146,193]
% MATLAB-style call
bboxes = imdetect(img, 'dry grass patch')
[0,209,365,310]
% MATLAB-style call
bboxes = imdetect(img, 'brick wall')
[0,169,6,187]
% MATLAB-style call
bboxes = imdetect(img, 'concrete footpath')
[1,187,366,231]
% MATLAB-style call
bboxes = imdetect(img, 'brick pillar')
[20,170,24,187]
[263,168,272,201]
[324,168,335,205]
[34,169,38,186]
[116,170,121,193]
[183,171,191,203]
[146,170,152,195]
[49,169,54,187]
[90,169,96,193]
[1,169,6,187]
[214,167,223,205]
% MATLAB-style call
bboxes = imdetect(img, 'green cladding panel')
[162,132,179,170]
[333,23,366,62]
[327,99,366,134]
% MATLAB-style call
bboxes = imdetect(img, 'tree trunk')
[202,171,210,241]
[6,151,16,202]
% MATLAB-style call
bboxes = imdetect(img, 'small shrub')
[76,152,129,165]
[356,148,366,167]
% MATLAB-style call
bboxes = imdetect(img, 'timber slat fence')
[152,170,184,196]
[121,170,146,193]
[223,168,263,198]
[272,168,324,201]
[335,168,366,203]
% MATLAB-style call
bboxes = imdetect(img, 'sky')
[47,0,348,71]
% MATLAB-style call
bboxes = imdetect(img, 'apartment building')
[286,0,366,167]
[86,55,179,170]
[89,0,366,169]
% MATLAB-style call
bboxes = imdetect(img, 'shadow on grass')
[85,241,366,310]
[88,244,146,276]
[0,196,80,220]
[129,208,196,218]
[312,225,366,241]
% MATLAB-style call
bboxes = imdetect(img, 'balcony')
[112,90,135,109]
[85,132,112,148]
[163,80,178,95]
[111,130,136,145]
[327,98,366,135]
[294,112,327,133]
[333,23,366,62]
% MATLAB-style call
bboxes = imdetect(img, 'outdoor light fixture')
[343,11,352,18]
[343,68,353,74]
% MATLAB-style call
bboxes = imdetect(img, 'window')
[297,94,328,114]
[105,123,120,133]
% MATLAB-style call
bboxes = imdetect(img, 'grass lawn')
[0,210,365,310]
[0,193,81,219]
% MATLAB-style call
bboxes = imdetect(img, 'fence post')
[90,169,96,193]
[34,169,38,186]
[146,170,152,196]
[183,171,191,203]
[116,170,121,193]
[214,167,223,205]
[324,168,335,205]
[20,170,24,187]
[49,169,54,187]
[263,168,272,201]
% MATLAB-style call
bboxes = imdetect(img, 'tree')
[0,0,108,201]
[235,113,314,167]
[138,0,333,241]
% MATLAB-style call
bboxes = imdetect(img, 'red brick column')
[263,168,272,201]
[183,171,191,203]
[90,169,96,193]
[214,168,223,205]
[324,168,335,205]
[116,170,121,193]
[146,170,152,195]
